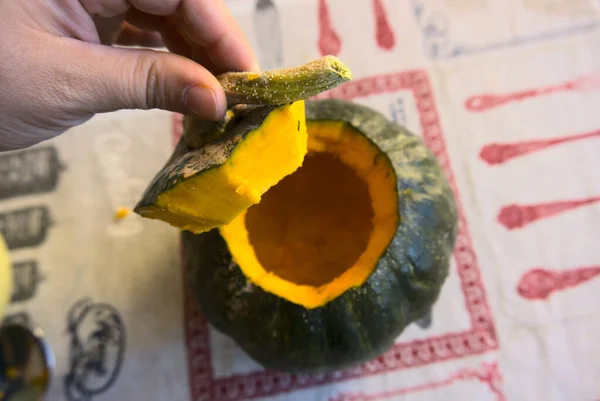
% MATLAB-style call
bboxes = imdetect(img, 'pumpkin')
[0,233,13,319]
[181,99,458,373]
[134,56,351,233]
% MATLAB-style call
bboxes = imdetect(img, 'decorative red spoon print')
[479,130,600,165]
[465,73,600,112]
[372,0,395,51]
[318,0,342,56]
[498,196,600,230]
[480,128,600,165]
[517,266,600,300]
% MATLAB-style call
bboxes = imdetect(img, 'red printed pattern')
[498,197,600,230]
[518,266,600,300]
[470,75,600,302]
[480,128,600,165]
[372,0,395,51]
[329,362,504,401]
[180,70,498,401]
[318,0,342,56]
[318,0,396,56]
[465,73,600,112]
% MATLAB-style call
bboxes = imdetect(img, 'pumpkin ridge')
[340,297,372,352]
[404,254,440,289]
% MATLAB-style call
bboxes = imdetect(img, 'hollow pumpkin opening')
[246,152,374,287]
[219,121,399,308]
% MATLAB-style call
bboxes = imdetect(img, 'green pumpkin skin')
[182,99,458,373]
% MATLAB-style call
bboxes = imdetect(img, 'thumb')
[64,42,227,120]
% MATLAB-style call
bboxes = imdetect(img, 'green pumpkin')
[182,99,458,373]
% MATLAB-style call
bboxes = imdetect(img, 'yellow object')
[114,207,130,220]
[0,233,13,319]
[137,101,308,233]
[219,121,399,308]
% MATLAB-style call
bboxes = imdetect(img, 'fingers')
[127,0,180,16]
[90,0,259,73]
[79,0,130,18]
[159,16,191,58]
[71,0,259,120]
[124,6,164,30]
[175,0,258,73]
[64,40,227,120]
[121,10,190,56]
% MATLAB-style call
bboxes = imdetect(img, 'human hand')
[0,0,258,151]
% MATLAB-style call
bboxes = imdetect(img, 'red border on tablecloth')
[176,70,498,401]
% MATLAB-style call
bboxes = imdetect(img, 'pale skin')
[0,0,259,151]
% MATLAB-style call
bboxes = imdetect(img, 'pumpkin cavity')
[219,121,399,308]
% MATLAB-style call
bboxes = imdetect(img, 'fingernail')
[182,85,226,120]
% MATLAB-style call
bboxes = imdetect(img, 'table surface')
[2,0,600,400]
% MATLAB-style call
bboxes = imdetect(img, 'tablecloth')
[2,0,600,400]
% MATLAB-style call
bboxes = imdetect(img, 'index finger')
[129,0,259,73]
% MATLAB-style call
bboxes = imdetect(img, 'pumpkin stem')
[217,56,352,106]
